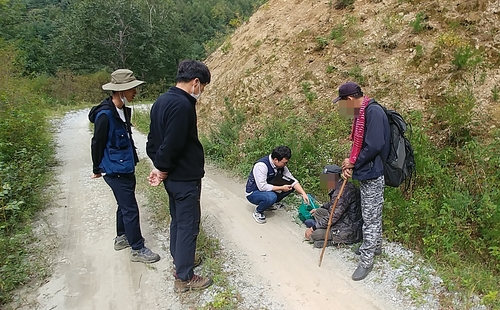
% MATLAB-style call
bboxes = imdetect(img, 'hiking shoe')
[313,240,336,248]
[352,264,373,281]
[253,209,266,224]
[130,246,160,263]
[173,256,202,273]
[353,246,382,256]
[114,235,130,251]
[174,274,213,292]
[268,203,284,210]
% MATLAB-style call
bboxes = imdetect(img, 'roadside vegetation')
[0,45,56,304]
[1,0,500,308]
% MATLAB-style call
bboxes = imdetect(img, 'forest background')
[1,0,500,309]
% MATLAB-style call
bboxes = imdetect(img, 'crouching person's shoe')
[130,246,160,263]
[174,274,213,292]
[352,264,373,281]
[313,240,335,248]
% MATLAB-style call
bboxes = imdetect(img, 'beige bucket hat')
[102,69,145,91]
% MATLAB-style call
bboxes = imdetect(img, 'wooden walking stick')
[318,177,348,267]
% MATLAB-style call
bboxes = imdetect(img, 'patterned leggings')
[359,175,385,268]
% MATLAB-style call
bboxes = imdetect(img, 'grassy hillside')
[199,0,500,308]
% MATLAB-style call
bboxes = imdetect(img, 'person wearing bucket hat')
[304,165,362,248]
[146,60,213,292]
[89,69,160,264]
[333,81,390,281]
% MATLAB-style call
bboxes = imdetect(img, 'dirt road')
[18,109,404,309]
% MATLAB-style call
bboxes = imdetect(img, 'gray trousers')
[359,175,384,268]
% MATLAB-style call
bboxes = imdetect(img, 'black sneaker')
[114,235,130,251]
[130,246,160,263]
[352,264,373,281]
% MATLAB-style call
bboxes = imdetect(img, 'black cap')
[322,165,342,174]
[332,82,362,103]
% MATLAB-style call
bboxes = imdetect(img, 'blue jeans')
[246,190,294,213]
[104,173,144,250]
[304,219,316,228]
[164,179,201,281]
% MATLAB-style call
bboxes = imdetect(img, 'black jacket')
[88,97,139,174]
[146,87,204,181]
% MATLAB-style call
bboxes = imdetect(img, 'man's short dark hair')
[340,91,363,100]
[271,145,292,161]
[176,60,211,84]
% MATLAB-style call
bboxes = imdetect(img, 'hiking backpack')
[372,102,416,189]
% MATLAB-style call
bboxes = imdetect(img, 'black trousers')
[164,179,201,281]
[104,173,144,250]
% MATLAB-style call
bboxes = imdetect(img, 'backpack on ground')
[372,102,416,190]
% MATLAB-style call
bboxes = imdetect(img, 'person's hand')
[310,208,317,215]
[304,227,314,240]
[302,192,310,205]
[280,184,293,192]
[91,173,102,179]
[148,169,168,186]
[342,158,354,170]
[342,168,352,180]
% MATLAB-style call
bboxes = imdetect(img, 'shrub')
[0,45,55,305]
[409,12,427,33]
[315,36,329,50]
[334,0,355,10]
[491,85,499,102]
[348,64,365,86]
[329,24,346,45]
[301,82,317,103]
[452,45,483,70]
[202,97,246,168]
[432,88,475,145]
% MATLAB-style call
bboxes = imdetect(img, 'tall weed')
[202,97,246,169]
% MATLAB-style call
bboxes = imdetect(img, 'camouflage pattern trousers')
[358,175,385,268]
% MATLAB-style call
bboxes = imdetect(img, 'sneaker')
[174,274,213,292]
[313,240,336,248]
[352,264,373,281]
[130,246,160,263]
[353,246,382,256]
[114,235,130,251]
[268,203,284,211]
[252,209,266,224]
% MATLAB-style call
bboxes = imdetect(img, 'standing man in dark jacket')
[333,81,390,281]
[304,165,362,248]
[89,69,160,264]
[146,60,212,292]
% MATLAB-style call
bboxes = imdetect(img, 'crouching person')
[304,165,362,248]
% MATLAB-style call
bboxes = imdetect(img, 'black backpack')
[372,102,416,189]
